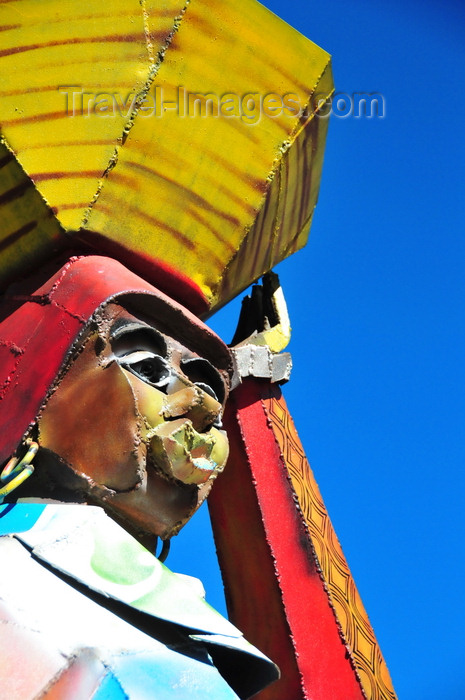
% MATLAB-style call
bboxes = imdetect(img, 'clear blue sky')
[169,2,465,698]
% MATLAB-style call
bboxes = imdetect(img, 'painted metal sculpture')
[0,0,397,698]
[0,256,278,698]
[0,256,233,536]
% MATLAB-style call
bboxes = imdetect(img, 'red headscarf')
[0,255,232,465]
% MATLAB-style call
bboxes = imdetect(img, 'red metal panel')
[209,379,364,700]
[0,255,230,465]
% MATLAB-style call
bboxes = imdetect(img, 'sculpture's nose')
[149,385,228,486]
[162,385,222,432]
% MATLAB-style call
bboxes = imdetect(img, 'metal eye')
[119,351,170,388]
[180,358,226,405]
[192,382,223,428]
[194,381,219,402]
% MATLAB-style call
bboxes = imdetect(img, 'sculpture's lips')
[147,418,228,486]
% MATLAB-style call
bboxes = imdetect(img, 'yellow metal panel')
[86,0,333,309]
[0,139,63,282]
[0,0,185,228]
[0,0,333,313]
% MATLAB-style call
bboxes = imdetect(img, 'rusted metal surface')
[0,256,278,699]
[0,256,232,545]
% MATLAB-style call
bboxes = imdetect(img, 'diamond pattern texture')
[265,390,397,700]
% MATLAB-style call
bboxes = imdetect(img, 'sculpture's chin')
[101,467,204,543]
[14,435,226,549]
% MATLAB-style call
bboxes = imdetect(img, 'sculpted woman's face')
[36,303,230,545]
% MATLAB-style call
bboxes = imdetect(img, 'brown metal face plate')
[37,303,230,541]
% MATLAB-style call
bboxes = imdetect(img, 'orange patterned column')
[263,386,396,700]
[209,378,397,700]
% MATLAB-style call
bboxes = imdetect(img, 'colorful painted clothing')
[0,504,278,699]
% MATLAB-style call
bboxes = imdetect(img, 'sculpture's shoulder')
[0,504,278,699]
